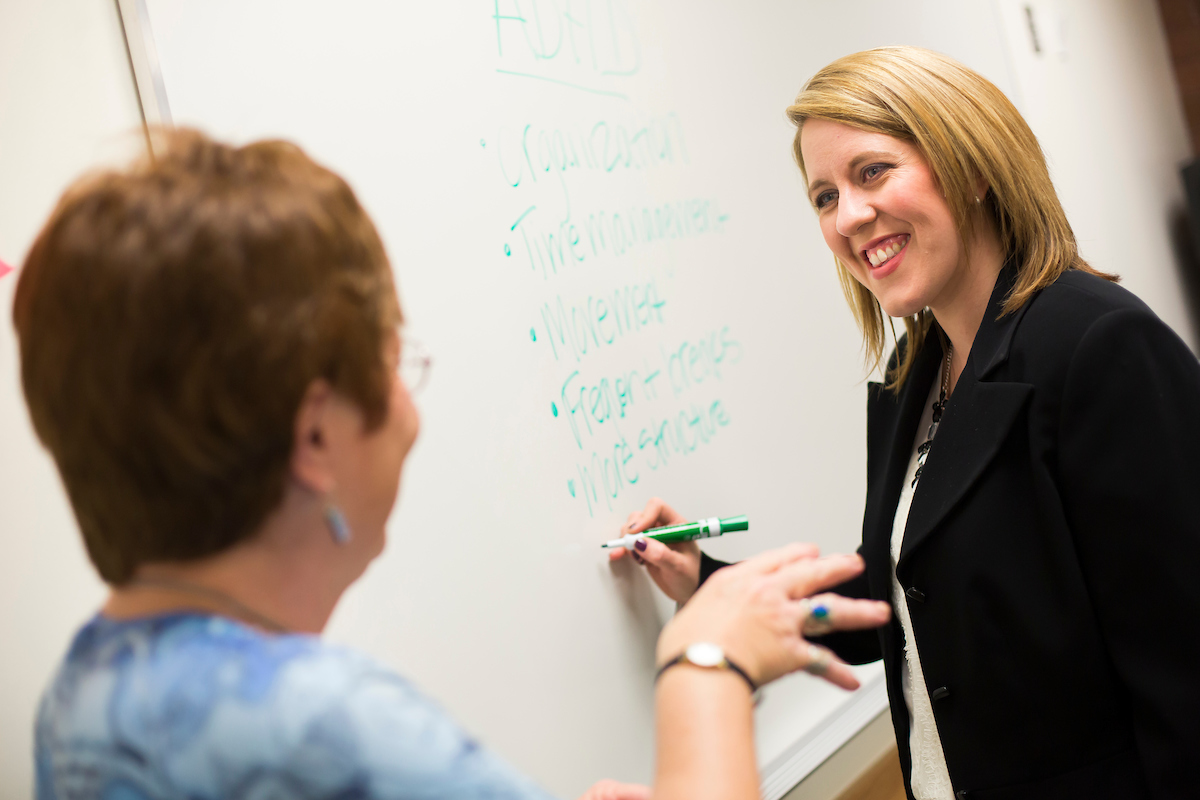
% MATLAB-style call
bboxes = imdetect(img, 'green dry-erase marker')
[601,515,749,549]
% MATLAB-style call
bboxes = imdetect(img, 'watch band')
[655,650,758,694]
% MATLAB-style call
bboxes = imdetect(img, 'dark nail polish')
[632,552,645,565]
[634,538,647,552]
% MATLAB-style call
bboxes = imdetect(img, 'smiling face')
[800,119,968,319]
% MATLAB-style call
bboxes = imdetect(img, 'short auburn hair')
[787,46,1115,389]
[13,129,401,584]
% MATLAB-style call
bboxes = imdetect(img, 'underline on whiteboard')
[511,205,537,229]
[495,69,630,101]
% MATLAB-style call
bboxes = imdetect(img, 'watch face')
[685,642,725,668]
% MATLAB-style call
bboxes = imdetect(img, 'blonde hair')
[787,46,1115,389]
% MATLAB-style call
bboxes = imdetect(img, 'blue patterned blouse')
[35,613,559,799]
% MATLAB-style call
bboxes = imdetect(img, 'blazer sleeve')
[1057,308,1200,798]
[807,544,882,666]
[697,551,731,586]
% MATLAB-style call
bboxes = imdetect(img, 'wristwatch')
[655,642,758,695]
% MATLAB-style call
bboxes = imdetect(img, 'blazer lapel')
[896,381,1033,569]
[896,266,1034,572]
[862,337,942,575]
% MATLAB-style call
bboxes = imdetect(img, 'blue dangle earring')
[325,504,352,545]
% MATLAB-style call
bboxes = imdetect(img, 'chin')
[368,530,387,559]
[875,275,939,318]
[878,296,927,320]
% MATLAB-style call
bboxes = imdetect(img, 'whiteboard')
[119,2,1015,796]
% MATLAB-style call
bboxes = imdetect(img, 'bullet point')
[480,139,486,147]
[551,402,559,417]
[504,244,511,256]
[567,479,576,497]
[529,328,537,342]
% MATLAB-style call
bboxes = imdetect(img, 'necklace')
[912,343,953,488]
[126,576,290,633]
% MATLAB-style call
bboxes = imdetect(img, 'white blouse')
[889,373,955,800]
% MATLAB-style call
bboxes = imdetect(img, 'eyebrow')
[807,150,898,197]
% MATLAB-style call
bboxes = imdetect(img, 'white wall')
[0,0,142,789]
[0,0,1192,797]
[996,0,1196,346]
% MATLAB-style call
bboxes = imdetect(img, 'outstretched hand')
[609,497,703,604]
[658,544,891,690]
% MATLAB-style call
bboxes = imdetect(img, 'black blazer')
[701,267,1200,799]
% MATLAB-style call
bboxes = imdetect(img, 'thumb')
[638,537,696,575]
[633,534,672,566]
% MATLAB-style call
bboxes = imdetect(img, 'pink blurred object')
[0,259,12,279]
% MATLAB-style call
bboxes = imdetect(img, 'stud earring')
[974,195,981,205]
[325,504,352,545]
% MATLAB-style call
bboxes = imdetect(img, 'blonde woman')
[615,47,1200,799]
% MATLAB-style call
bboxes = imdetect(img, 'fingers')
[591,780,651,800]
[627,497,686,533]
[577,780,652,800]
[639,536,697,570]
[797,594,891,636]
[798,643,860,690]
[609,529,692,575]
[635,535,670,565]
[776,553,864,599]
[739,542,821,576]
[609,544,645,567]
[616,784,652,800]
[615,498,677,561]
[797,597,834,637]
[616,498,684,564]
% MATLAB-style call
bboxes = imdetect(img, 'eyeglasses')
[399,338,432,395]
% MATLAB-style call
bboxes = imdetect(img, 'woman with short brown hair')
[19,130,890,800]
[17,129,403,585]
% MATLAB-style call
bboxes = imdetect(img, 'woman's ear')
[972,175,990,205]
[291,379,337,494]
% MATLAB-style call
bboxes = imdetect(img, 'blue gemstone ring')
[801,598,834,636]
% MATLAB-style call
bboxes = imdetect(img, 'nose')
[835,188,875,238]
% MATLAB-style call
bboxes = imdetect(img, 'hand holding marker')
[606,501,728,604]
[607,512,835,638]
[601,515,750,550]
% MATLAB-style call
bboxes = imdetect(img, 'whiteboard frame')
[113,5,890,795]
[115,0,172,130]
[761,674,888,800]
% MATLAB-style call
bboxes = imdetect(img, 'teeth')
[865,236,908,268]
